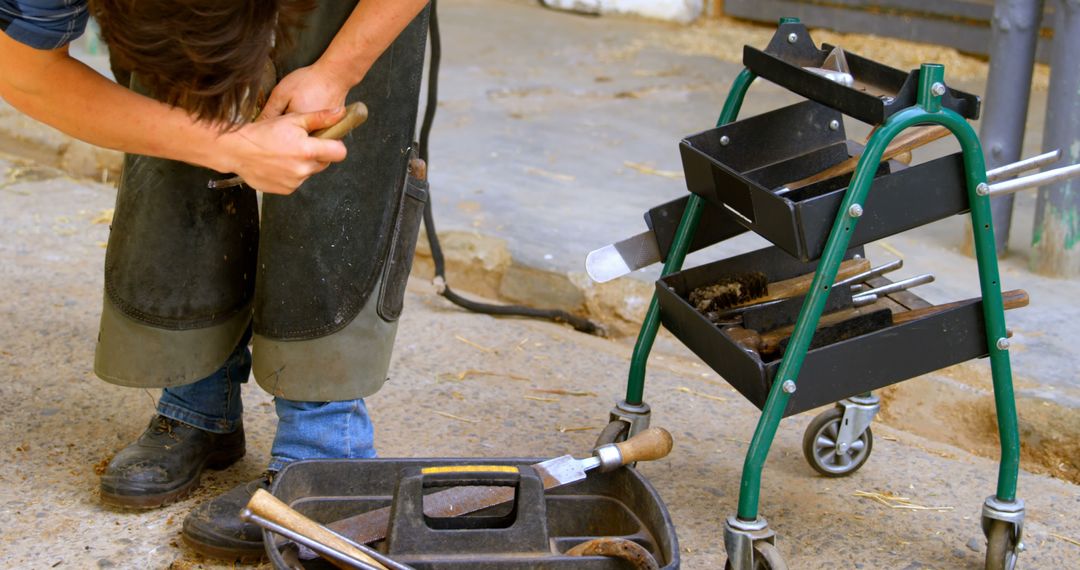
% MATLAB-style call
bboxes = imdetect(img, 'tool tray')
[743,21,979,125]
[265,458,679,570]
[655,245,996,417]
[679,99,972,262]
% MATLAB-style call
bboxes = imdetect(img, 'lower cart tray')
[266,458,679,570]
[656,245,994,416]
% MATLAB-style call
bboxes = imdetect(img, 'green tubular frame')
[623,68,757,405]
[735,63,1019,520]
[620,60,1020,522]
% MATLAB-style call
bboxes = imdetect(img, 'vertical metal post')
[1032,0,1080,277]
[981,0,1045,253]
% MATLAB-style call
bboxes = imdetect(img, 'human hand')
[259,63,353,119]
[218,107,348,195]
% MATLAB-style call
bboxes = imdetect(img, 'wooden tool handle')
[311,102,369,140]
[725,326,762,352]
[614,427,674,465]
[892,289,1029,325]
[761,258,870,302]
[722,258,871,313]
[756,302,886,354]
[753,289,1029,355]
[247,488,388,570]
[785,125,949,191]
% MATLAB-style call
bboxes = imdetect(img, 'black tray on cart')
[743,21,980,125]
[265,458,679,570]
[655,245,995,417]
[679,99,972,262]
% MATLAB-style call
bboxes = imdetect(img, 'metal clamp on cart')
[587,18,1075,570]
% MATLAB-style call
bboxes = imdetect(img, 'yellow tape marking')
[421,465,519,475]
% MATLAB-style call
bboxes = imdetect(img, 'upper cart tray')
[743,21,980,125]
[679,99,972,262]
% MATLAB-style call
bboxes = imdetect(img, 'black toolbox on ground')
[265,458,679,569]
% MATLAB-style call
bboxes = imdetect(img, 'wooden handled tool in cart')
[207,101,369,189]
[691,258,872,314]
[728,289,1030,356]
[311,427,675,546]
[778,124,950,193]
[721,272,941,350]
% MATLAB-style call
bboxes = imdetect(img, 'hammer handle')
[754,258,870,305]
[247,489,388,570]
[311,102,369,140]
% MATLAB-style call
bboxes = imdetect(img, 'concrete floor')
[2,0,1079,568]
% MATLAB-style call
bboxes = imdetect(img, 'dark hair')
[90,0,314,127]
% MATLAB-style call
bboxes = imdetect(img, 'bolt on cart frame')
[599,19,1025,570]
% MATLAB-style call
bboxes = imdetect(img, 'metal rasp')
[585,149,1068,283]
[321,427,674,546]
[207,101,369,189]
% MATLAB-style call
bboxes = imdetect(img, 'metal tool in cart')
[589,18,1078,570]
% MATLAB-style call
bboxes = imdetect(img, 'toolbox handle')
[385,465,552,555]
[419,467,525,530]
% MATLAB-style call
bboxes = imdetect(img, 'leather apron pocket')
[378,167,428,322]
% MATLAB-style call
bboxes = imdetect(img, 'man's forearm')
[315,0,430,89]
[0,36,238,173]
[4,58,236,172]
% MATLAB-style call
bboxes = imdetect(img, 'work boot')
[99,415,245,509]
[182,474,272,562]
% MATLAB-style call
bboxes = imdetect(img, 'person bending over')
[0,0,430,560]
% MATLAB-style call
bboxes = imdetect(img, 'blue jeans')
[156,335,376,473]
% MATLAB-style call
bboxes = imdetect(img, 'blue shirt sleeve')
[0,0,89,50]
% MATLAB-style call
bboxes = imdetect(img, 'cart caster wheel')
[985,520,1020,570]
[594,419,630,448]
[724,541,788,570]
[802,407,872,477]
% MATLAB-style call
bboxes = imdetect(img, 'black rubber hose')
[417,0,602,336]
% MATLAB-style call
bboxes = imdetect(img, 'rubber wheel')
[985,520,1019,570]
[594,419,630,448]
[724,541,789,570]
[802,406,872,477]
